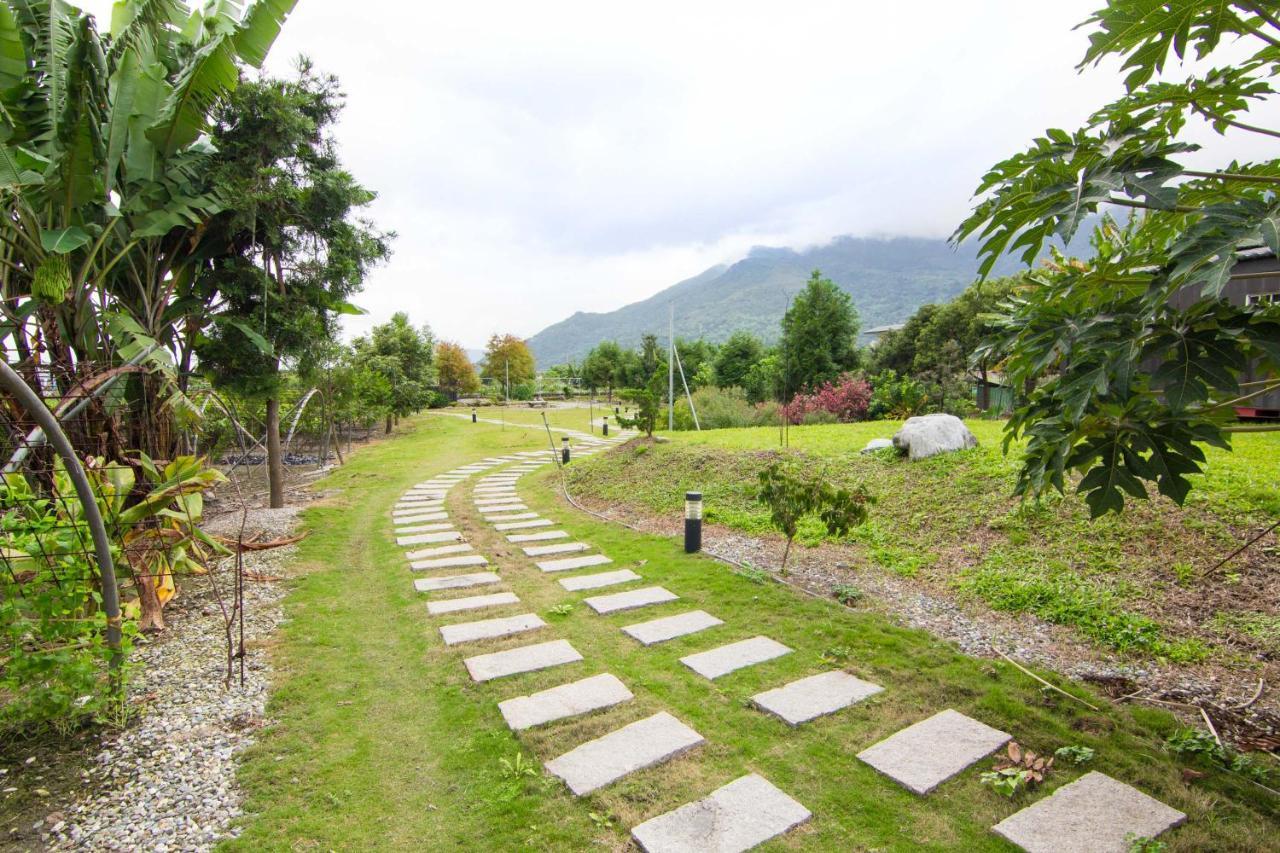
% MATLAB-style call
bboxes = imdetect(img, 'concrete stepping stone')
[856,708,1010,795]
[499,673,634,731]
[623,610,723,646]
[411,554,490,571]
[393,511,448,523]
[475,496,519,505]
[404,543,472,559]
[585,586,678,614]
[398,531,463,546]
[464,639,583,682]
[560,569,642,591]
[440,612,545,646]
[486,512,538,522]
[495,518,553,531]
[508,530,569,542]
[427,592,520,615]
[413,572,500,593]
[681,636,792,680]
[752,671,883,726]
[630,772,811,853]
[398,496,443,504]
[395,522,454,534]
[523,542,590,557]
[536,553,612,573]
[481,504,529,514]
[545,711,705,796]
[991,771,1185,852]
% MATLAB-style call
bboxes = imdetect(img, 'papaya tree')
[955,0,1280,515]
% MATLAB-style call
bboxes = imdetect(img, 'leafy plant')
[954,1,1280,515]
[587,811,614,830]
[547,603,574,617]
[733,564,768,584]
[833,584,863,605]
[1054,745,1096,765]
[820,645,852,663]
[498,752,538,780]
[1164,727,1272,783]
[980,742,1054,797]
[1126,835,1168,853]
[756,461,872,574]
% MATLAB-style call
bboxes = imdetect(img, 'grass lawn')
[444,401,628,436]
[564,420,1280,668]
[227,415,1277,850]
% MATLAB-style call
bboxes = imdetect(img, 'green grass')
[445,402,621,436]
[563,421,1280,664]
[227,415,1277,850]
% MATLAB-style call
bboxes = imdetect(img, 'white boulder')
[861,438,894,453]
[892,414,977,461]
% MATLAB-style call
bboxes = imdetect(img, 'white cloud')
[80,0,1280,349]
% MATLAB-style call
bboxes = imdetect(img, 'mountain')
[527,233,1042,367]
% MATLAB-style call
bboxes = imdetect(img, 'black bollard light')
[684,491,703,553]
[615,406,619,415]
[471,409,477,423]
[602,416,609,436]
[562,436,570,465]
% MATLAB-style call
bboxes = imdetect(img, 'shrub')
[868,370,928,419]
[673,386,757,430]
[783,374,871,424]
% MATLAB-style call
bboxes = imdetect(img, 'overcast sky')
[85,1,1279,350]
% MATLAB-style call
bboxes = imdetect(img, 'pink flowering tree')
[784,374,872,424]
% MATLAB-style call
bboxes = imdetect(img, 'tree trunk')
[978,361,990,411]
[384,413,393,434]
[266,397,285,509]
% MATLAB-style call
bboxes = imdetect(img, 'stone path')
[544,711,705,796]
[559,569,642,591]
[680,636,792,680]
[990,771,1186,853]
[399,434,1186,851]
[623,610,723,646]
[856,709,1010,795]
[630,773,812,853]
[499,673,634,731]
[752,671,883,726]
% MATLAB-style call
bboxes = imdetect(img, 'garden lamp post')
[562,436,570,465]
[685,491,703,553]
[602,416,609,436]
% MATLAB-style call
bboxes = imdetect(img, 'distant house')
[863,323,905,346]
[1170,246,1280,418]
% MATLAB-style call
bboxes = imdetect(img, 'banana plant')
[0,0,297,451]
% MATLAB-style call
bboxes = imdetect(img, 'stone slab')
[397,497,443,505]
[411,554,490,571]
[495,518,553,531]
[680,636,792,680]
[498,673,634,731]
[856,708,1010,795]
[440,612,546,646]
[475,496,519,505]
[413,572,500,593]
[393,512,448,523]
[523,542,591,557]
[486,514,539,524]
[630,773,811,853]
[464,639,583,682]
[395,523,454,534]
[398,531,463,546]
[751,671,883,726]
[481,504,530,514]
[545,711,705,796]
[585,586,678,614]
[427,592,520,615]
[537,553,612,573]
[507,530,569,542]
[991,771,1186,853]
[559,569,642,591]
[622,611,723,646]
[404,543,472,559]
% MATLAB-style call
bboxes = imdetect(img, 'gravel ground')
[41,505,301,852]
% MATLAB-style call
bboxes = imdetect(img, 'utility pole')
[668,304,675,431]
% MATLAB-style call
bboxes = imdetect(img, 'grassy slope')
[228,415,1275,850]
[565,421,1280,663]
